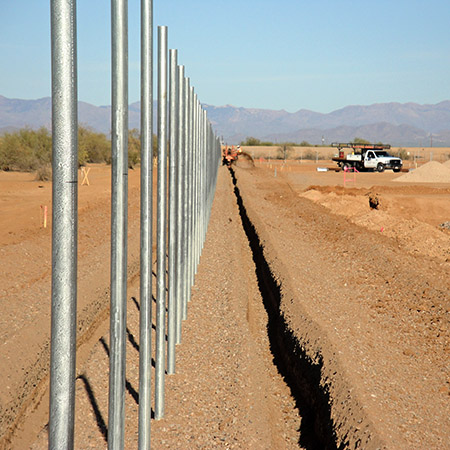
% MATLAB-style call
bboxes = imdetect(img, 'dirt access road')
[1,162,449,448]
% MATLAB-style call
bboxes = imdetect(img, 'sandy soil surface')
[0,165,143,449]
[1,160,449,448]
[234,161,449,448]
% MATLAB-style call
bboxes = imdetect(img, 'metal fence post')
[167,48,179,375]
[187,87,195,300]
[49,1,78,447]
[182,77,191,320]
[193,99,199,276]
[175,65,185,344]
[48,2,222,447]
[138,0,153,448]
[155,25,168,420]
[108,0,128,448]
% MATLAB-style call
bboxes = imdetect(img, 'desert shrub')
[302,150,316,160]
[0,126,153,172]
[298,149,330,161]
[35,164,52,181]
[391,148,411,160]
[276,145,294,160]
[0,127,51,171]
[299,140,311,147]
[352,137,371,144]
[78,126,110,164]
[240,137,261,146]
[128,128,141,168]
[152,133,158,158]
[240,136,274,146]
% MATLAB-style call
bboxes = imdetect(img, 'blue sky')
[1,0,449,113]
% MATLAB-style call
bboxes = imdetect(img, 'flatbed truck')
[331,143,402,173]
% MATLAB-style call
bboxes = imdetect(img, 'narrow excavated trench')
[229,166,339,450]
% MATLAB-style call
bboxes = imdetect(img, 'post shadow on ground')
[131,296,140,311]
[77,335,157,444]
[76,374,108,442]
[126,326,139,352]
[131,294,159,316]
[98,337,140,404]
[129,296,162,337]
[99,337,156,419]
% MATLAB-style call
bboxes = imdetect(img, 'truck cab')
[364,150,402,172]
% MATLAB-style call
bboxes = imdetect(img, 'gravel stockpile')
[394,161,450,183]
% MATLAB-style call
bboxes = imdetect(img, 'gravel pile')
[394,161,450,183]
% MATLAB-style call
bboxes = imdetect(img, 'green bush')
[240,136,274,146]
[302,150,316,160]
[35,164,52,181]
[152,133,158,159]
[0,127,51,171]
[128,128,140,168]
[299,150,330,160]
[391,148,411,160]
[78,125,110,164]
[0,127,160,173]
[276,145,294,160]
[352,137,371,145]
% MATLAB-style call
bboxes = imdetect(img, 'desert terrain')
[0,153,449,448]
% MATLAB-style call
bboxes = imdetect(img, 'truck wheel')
[393,167,401,173]
[377,163,385,173]
[342,163,350,172]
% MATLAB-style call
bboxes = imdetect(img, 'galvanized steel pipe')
[48,3,223,447]
[138,0,153,448]
[108,0,129,448]
[182,77,191,320]
[155,25,168,420]
[49,1,78,447]
[175,65,185,344]
[167,48,179,375]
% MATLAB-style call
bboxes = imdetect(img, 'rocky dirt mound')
[444,159,450,168]
[300,186,450,263]
[394,161,450,183]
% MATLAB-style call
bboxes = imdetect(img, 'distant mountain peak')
[1,95,449,146]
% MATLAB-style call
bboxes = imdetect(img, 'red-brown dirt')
[1,160,449,448]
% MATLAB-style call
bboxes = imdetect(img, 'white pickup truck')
[332,143,403,173]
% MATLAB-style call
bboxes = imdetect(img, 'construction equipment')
[331,143,402,173]
[222,145,244,166]
[222,145,239,166]
[222,145,255,167]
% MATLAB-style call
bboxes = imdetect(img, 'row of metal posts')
[49,1,221,449]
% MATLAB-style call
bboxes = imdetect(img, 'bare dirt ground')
[0,159,449,448]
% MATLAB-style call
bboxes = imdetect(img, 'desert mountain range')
[1,95,449,146]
